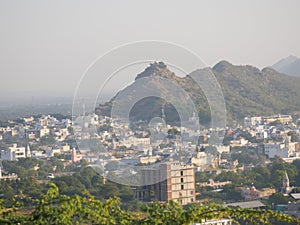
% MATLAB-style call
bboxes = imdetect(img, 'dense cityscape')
[1,110,300,224]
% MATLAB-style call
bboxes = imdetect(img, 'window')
[190,190,194,195]
[181,185,184,190]
[191,198,194,202]
[181,178,184,183]
[180,171,184,176]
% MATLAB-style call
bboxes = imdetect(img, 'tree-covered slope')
[213,61,300,121]
[96,61,300,125]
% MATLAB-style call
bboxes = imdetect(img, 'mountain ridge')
[96,61,300,125]
[271,55,300,77]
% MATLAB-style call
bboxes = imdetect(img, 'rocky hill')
[96,61,300,125]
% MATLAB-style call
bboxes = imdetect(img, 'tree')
[288,131,299,142]
[268,193,291,205]
[39,135,56,146]
[205,146,218,156]
[0,184,299,224]
[167,128,181,139]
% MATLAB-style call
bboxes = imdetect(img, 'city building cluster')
[0,112,300,211]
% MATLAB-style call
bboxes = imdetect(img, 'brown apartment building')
[135,161,196,205]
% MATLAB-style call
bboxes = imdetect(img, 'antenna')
[162,102,166,122]
[82,97,86,117]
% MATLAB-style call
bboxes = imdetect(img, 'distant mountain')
[96,61,300,125]
[271,55,300,77]
[213,61,300,122]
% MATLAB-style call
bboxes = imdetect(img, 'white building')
[263,114,292,124]
[23,116,34,123]
[46,147,61,157]
[39,126,50,137]
[264,143,288,158]
[193,218,232,225]
[215,145,230,154]
[259,130,268,139]
[264,137,296,159]
[1,144,26,161]
[244,117,262,127]
[191,151,207,166]
[0,166,18,180]
[121,137,150,149]
[31,150,47,158]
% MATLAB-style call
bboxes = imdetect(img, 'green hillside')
[96,61,300,125]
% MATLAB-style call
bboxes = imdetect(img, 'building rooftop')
[290,193,300,200]
[224,200,265,209]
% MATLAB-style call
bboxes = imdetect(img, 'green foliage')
[167,128,181,139]
[50,113,70,121]
[231,151,265,166]
[1,158,39,179]
[288,131,299,142]
[268,193,291,205]
[3,157,300,224]
[28,183,134,225]
[204,146,218,156]
[269,120,283,126]
[0,184,299,224]
[39,135,56,146]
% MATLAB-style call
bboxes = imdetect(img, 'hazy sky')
[0,0,300,100]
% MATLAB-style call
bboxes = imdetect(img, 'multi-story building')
[262,114,292,125]
[264,142,288,158]
[121,137,150,149]
[1,144,26,161]
[39,126,50,137]
[244,116,262,127]
[264,137,296,159]
[136,162,196,205]
[244,114,293,127]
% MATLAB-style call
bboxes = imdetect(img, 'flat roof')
[224,200,265,209]
[290,193,300,199]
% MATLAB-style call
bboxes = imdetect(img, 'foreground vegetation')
[2,157,300,224]
[2,156,300,209]
[0,183,299,225]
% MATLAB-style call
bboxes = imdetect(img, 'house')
[39,126,50,137]
[285,201,300,218]
[198,179,232,188]
[237,186,275,200]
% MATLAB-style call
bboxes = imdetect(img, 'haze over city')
[1,0,300,102]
